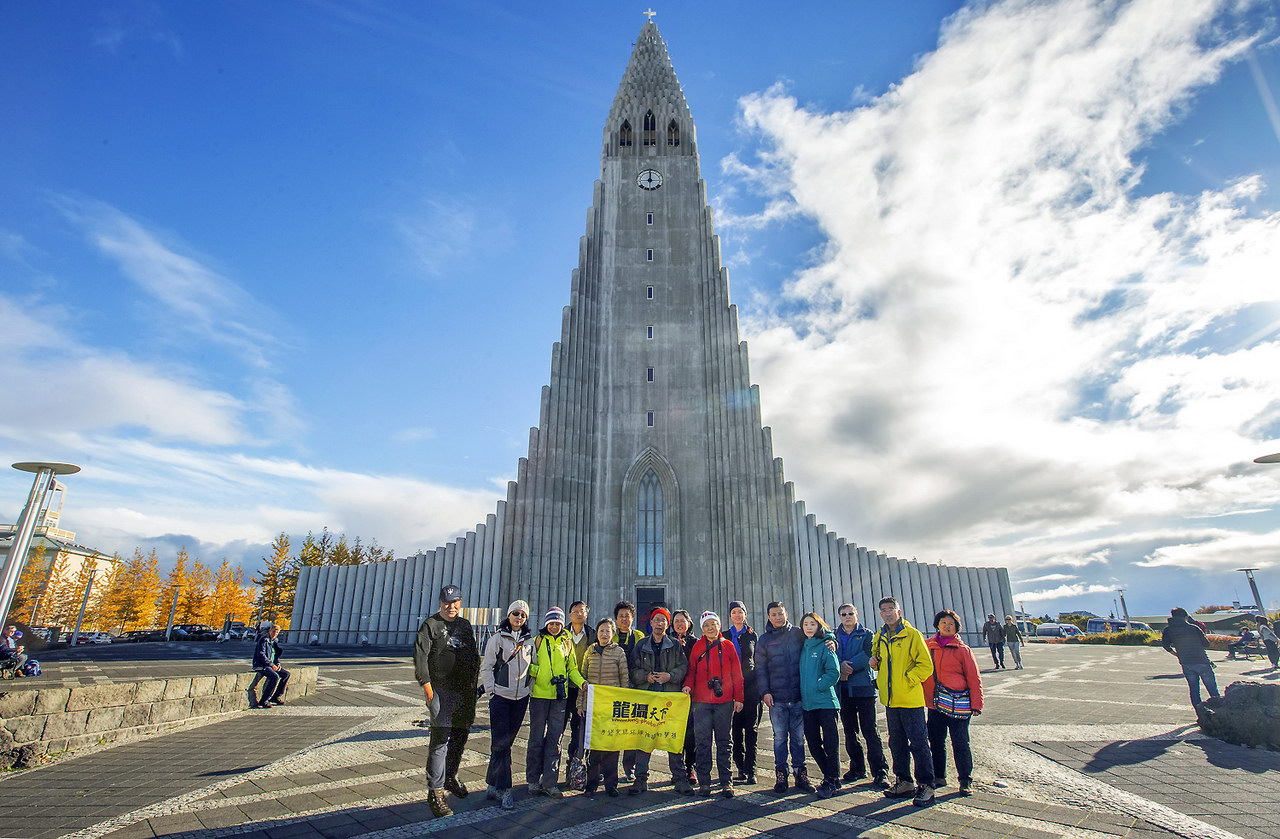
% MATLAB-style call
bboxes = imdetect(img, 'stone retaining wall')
[0,667,317,768]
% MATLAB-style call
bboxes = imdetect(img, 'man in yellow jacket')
[869,596,936,807]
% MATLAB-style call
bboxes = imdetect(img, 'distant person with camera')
[525,606,585,798]
[683,611,744,798]
[414,584,481,818]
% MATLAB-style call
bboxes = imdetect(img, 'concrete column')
[906,559,926,629]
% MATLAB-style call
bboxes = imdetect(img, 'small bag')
[933,683,971,718]
[21,659,40,677]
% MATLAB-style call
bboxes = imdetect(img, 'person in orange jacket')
[922,609,984,796]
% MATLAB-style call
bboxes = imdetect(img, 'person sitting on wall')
[1,625,28,678]
[251,624,290,707]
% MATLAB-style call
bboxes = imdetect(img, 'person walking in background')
[834,604,887,787]
[684,611,745,798]
[870,596,936,807]
[577,618,628,798]
[629,607,693,795]
[799,612,841,798]
[1002,615,1025,670]
[1161,607,1218,709]
[726,600,762,785]
[414,585,481,818]
[981,614,1005,670]
[756,600,813,794]
[924,610,983,796]
[1255,616,1279,669]
[525,607,586,798]
[480,600,534,810]
[671,609,699,786]
[612,600,646,782]
[564,600,592,790]
[252,624,290,707]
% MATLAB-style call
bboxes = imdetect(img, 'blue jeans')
[768,700,806,772]
[1180,660,1219,708]
[886,706,934,787]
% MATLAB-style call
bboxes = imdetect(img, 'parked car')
[75,631,113,645]
[117,629,167,643]
[1035,622,1083,638]
[170,624,218,641]
[1085,618,1153,634]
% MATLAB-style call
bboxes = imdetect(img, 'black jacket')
[1162,617,1210,664]
[755,622,804,704]
[252,636,284,671]
[630,633,689,692]
[727,624,760,703]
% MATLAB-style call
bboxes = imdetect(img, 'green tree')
[178,559,213,623]
[254,532,295,624]
[297,531,323,568]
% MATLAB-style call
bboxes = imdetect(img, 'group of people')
[412,585,988,818]
[979,614,1026,670]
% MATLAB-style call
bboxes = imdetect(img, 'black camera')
[708,676,723,698]
[550,674,568,700]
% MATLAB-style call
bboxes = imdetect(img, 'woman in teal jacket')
[799,612,841,798]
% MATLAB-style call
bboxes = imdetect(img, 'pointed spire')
[605,19,694,155]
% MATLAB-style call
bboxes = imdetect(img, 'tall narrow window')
[646,325,654,339]
[642,110,657,146]
[619,120,633,148]
[646,212,654,225]
[637,468,663,576]
[667,119,680,147]
[646,411,655,427]
[646,248,654,261]
[646,286,654,299]
[646,367,654,382]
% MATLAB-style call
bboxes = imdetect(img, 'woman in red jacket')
[923,609,983,795]
[683,611,745,798]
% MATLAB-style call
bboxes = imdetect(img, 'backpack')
[21,659,40,677]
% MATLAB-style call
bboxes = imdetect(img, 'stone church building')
[291,20,1015,642]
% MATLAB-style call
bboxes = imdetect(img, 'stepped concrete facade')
[291,21,1014,643]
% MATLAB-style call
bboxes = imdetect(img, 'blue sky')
[2,0,1279,620]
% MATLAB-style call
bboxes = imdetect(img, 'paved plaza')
[1,642,1277,839]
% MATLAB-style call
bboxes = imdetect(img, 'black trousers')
[732,700,762,773]
[586,749,619,792]
[565,684,584,760]
[803,708,840,783]
[838,693,887,778]
[486,694,529,791]
[926,709,973,785]
[256,667,291,702]
[692,701,734,786]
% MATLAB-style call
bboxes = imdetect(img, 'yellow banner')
[583,684,689,753]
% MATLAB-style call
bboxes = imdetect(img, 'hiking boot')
[544,785,563,799]
[628,779,648,795]
[934,777,947,789]
[606,787,620,797]
[912,784,935,807]
[884,778,915,798]
[500,789,516,809]
[528,783,543,795]
[485,784,499,801]
[793,768,815,793]
[815,780,833,799]
[958,781,973,796]
[674,778,694,796]
[699,784,712,797]
[721,785,735,799]
[444,777,469,798]
[842,767,866,782]
[428,789,453,818]
[773,769,788,793]
[871,774,889,789]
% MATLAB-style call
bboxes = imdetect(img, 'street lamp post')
[0,462,80,624]
[69,568,97,647]
[1116,588,1132,628]
[165,585,184,641]
[1236,568,1266,616]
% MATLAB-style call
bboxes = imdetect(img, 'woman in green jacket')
[525,607,586,797]
[799,613,841,798]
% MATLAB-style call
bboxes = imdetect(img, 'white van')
[1035,622,1083,638]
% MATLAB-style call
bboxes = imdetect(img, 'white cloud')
[1139,528,1280,570]
[396,197,480,278]
[727,0,1280,594]
[1014,583,1117,603]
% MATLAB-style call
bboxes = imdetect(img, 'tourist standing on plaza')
[251,624,290,707]
[756,601,813,793]
[414,585,481,818]
[684,611,744,798]
[923,610,983,796]
[834,604,887,786]
[981,614,1005,669]
[672,609,699,784]
[1161,607,1219,709]
[564,600,592,790]
[799,613,841,798]
[629,607,693,795]
[1254,616,1279,669]
[525,607,585,797]
[726,600,761,785]
[870,596,936,807]
[577,617,628,798]
[480,600,533,810]
[1002,615,1025,670]
[613,600,645,781]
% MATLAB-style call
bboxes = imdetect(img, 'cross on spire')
[643,8,656,20]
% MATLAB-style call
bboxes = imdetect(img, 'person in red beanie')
[683,611,745,798]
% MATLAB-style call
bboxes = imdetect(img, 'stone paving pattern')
[0,641,1273,839]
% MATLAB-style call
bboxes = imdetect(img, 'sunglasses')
[510,611,527,618]
[839,612,855,617]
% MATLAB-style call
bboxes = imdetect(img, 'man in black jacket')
[755,601,812,793]
[1161,607,1218,709]
[415,585,481,817]
[251,625,289,706]
[628,608,693,795]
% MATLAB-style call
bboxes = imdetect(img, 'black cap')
[440,584,463,603]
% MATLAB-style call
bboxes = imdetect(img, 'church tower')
[290,20,1015,644]
[497,19,799,618]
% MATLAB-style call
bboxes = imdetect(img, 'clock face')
[636,169,663,190]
